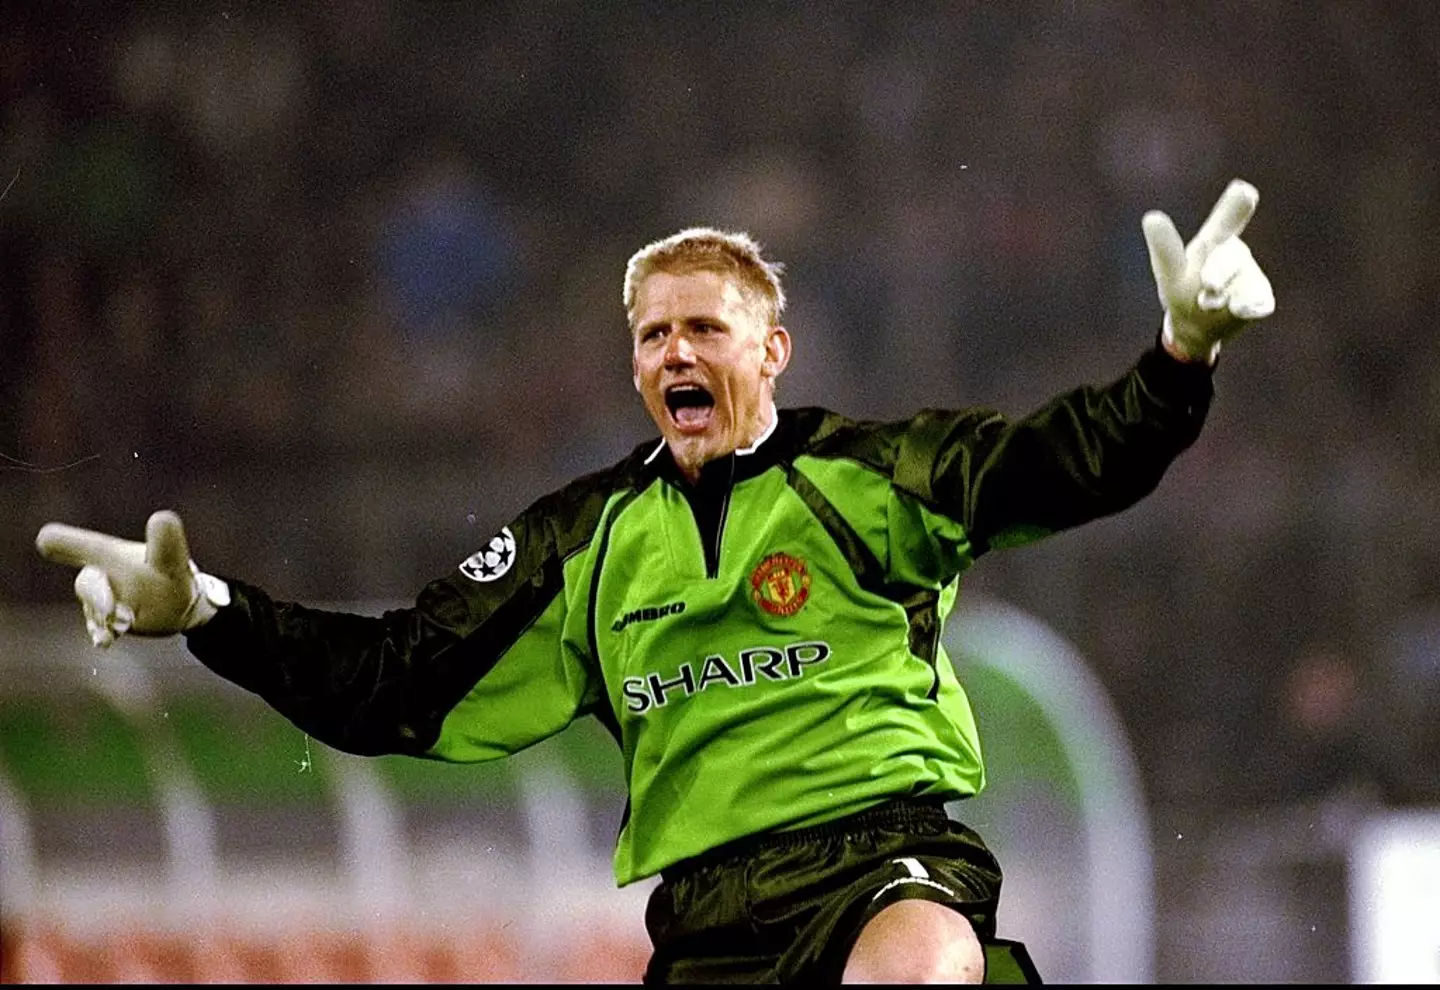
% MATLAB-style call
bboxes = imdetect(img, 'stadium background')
[2,1,1438,982]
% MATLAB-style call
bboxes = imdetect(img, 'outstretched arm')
[35,506,604,760]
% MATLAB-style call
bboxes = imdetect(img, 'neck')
[737,403,778,455]
[671,403,778,486]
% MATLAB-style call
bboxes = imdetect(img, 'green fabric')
[580,463,986,883]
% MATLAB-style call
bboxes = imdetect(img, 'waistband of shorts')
[660,795,953,885]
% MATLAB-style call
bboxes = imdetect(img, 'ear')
[761,325,791,381]
[632,351,642,394]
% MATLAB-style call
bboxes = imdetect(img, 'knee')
[842,899,986,984]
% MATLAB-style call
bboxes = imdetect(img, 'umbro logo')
[612,600,686,633]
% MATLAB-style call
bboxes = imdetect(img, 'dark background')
[4,2,1438,981]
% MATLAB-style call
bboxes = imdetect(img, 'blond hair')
[623,227,787,329]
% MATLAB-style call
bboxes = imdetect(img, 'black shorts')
[641,796,1040,985]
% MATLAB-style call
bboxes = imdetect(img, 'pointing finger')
[145,510,192,577]
[1191,179,1258,257]
[36,523,143,572]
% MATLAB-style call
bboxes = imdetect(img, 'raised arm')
[894,178,1275,558]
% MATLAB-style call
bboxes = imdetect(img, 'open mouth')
[664,384,715,432]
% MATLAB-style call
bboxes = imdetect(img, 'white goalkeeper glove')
[1142,178,1275,364]
[35,510,230,648]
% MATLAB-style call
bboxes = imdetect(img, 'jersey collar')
[640,407,800,489]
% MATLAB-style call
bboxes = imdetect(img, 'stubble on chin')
[668,435,707,479]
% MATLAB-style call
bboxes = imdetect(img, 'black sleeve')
[897,341,1214,556]
[183,575,496,757]
[181,460,633,758]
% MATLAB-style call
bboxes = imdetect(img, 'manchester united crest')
[750,552,811,617]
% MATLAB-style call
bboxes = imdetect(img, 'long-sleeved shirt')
[185,342,1213,885]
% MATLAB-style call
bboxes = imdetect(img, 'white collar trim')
[736,408,778,456]
[643,408,779,465]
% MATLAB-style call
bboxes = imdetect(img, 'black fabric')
[643,797,1023,985]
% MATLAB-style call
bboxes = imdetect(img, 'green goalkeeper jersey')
[185,343,1212,885]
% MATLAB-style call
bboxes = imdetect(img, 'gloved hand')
[1142,178,1275,363]
[35,510,229,647]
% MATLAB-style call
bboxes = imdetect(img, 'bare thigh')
[842,898,985,984]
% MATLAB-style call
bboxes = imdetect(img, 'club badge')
[750,552,811,617]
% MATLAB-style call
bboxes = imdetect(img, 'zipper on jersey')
[684,454,735,580]
[709,474,732,579]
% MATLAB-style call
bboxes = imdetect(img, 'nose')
[663,330,696,366]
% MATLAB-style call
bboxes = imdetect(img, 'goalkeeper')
[36,180,1273,984]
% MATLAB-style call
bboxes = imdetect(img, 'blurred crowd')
[4,1,1438,813]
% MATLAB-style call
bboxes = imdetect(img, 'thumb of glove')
[1142,209,1189,312]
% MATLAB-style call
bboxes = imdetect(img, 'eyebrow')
[636,315,727,336]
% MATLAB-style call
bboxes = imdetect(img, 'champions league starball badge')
[460,527,517,583]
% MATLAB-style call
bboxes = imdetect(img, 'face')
[632,269,791,483]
